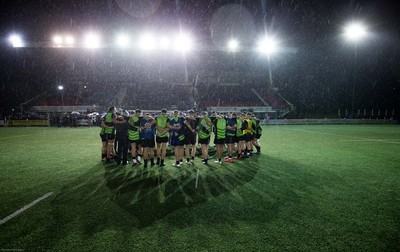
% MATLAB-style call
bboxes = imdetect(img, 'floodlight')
[116,34,130,48]
[257,37,279,55]
[84,33,101,48]
[58,85,64,90]
[9,34,24,48]
[159,36,170,50]
[53,35,63,46]
[343,22,367,42]
[228,39,239,51]
[65,36,74,46]
[174,33,193,52]
[53,35,74,47]
[139,33,155,50]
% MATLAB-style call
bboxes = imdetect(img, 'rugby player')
[140,113,156,168]
[184,110,197,165]
[156,109,169,167]
[213,113,227,164]
[198,111,213,165]
[252,114,262,153]
[243,112,254,157]
[225,112,237,163]
[128,109,142,166]
[103,106,118,162]
[168,110,185,168]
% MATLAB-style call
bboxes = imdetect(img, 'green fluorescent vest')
[128,116,140,141]
[216,118,227,139]
[156,115,168,138]
[104,112,114,134]
[198,117,212,139]
[236,119,243,137]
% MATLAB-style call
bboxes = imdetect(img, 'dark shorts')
[214,138,226,145]
[156,136,169,143]
[225,135,236,144]
[129,139,141,144]
[244,133,254,142]
[198,137,210,145]
[170,136,184,147]
[116,136,128,143]
[116,134,128,141]
[105,133,115,141]
[142,138,155,148]
[184,133,196,145]
[255,134,262,139]
[100,134,107,142]
[235,135,244,142]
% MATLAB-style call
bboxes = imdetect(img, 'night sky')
[0,0,399,117]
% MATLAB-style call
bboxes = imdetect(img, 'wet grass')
[0,125,399,251]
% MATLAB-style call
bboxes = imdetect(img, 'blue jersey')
[226,117,236,136]
[140,118,155,140]
[169,117,184,137]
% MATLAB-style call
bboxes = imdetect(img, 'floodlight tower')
[257,36,279,56]
[174,33,193,53]
[343,21,368,116]
[58,85,64,106]
[9,34,24,47]
[116,34,130,48]
[257,35,281,92]
[84,33,101,49]
[227,39,239,52]
[52,35,75,47]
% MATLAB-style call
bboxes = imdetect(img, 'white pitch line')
[0,192,53,225]
[339,139,400,144]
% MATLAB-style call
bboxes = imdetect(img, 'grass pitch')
[0,125,399,251]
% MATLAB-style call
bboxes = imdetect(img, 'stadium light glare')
[65,36,74,46]
[53,35,63,46]
[343,22,367,43]
[257,36,279,55]
[174,33,193,52]
[227,39,239,52]
[159,36,170,50]
[53,35,74,47]
[9,34,24,48]
[58,85,64,90]
[84,33,101,48]
[116,34,130,48]
[139,33,156,50]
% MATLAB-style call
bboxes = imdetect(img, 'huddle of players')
[100,106,262,168]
